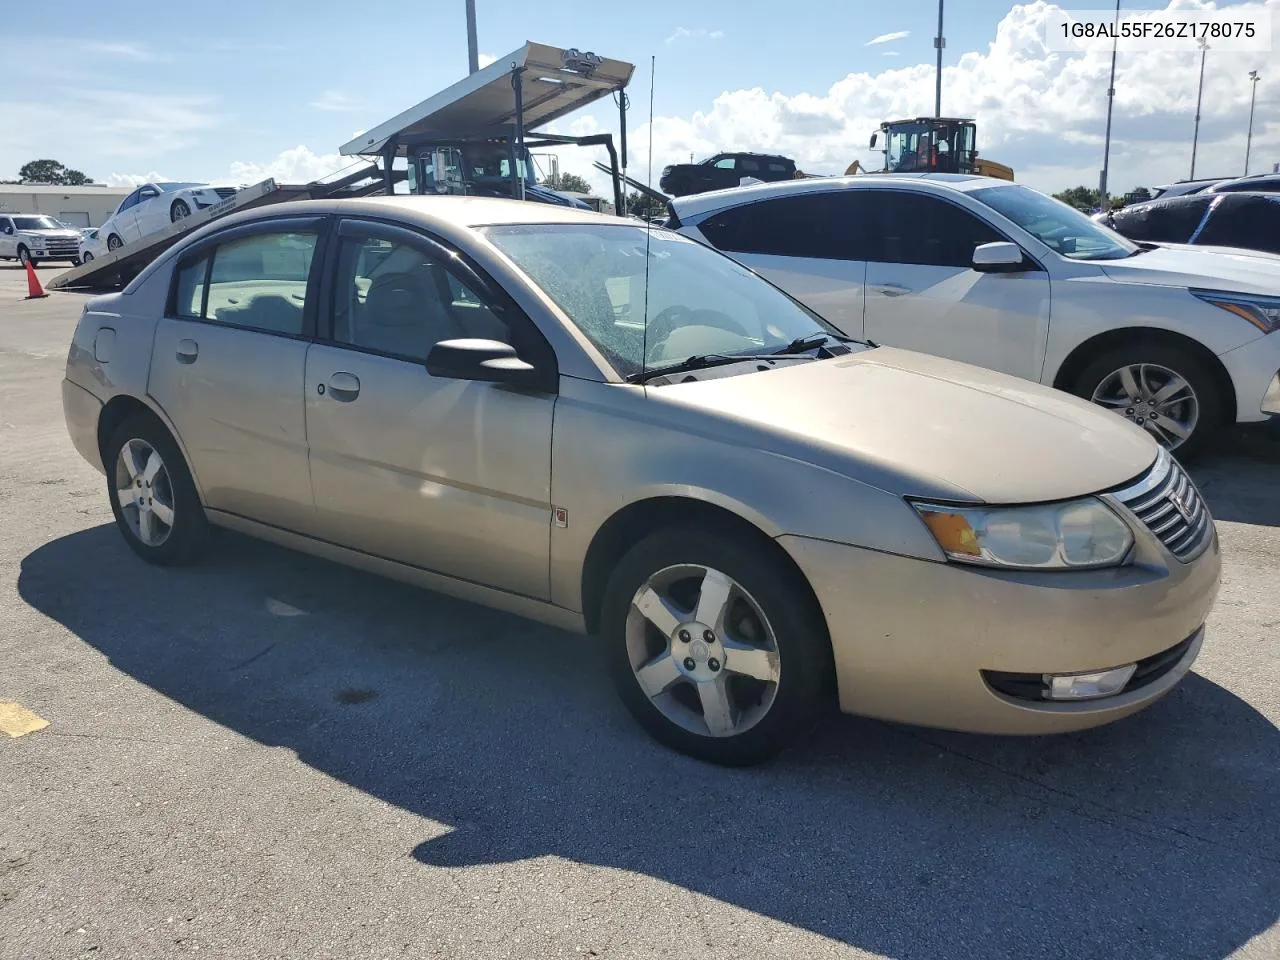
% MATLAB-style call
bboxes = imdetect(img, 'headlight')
[1192,289,1280,334]
[912,498,1134,570]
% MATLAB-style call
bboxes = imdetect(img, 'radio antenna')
[639,54,656,386]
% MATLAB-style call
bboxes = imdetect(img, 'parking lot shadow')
[19,525,1280,960]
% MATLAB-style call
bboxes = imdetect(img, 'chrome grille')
[43,239,80,255]
[213,187,237,200]
[1109,449,1213,562]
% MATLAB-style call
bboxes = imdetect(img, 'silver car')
[61,197,1221,765]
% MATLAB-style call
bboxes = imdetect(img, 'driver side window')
[713,157,737,170]
[330,232,511,363]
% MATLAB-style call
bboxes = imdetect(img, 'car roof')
[171,194,628,242]
[668,172,1001,218]
[1209,173,1280,191]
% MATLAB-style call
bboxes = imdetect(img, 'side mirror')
[972,241,1029,273]
[426,338,550,391]
[869,132,879,149]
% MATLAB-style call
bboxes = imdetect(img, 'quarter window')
[876,192,1004,268]
[330,234,510,363]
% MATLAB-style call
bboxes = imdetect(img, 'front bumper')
[1218,332,1280,421]
[779,523,1220,735]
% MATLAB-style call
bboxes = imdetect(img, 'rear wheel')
[602,527,833,766]
[105,413,210,566]
[82,252,94,263]
[107,234,123,252]
[1073,342,1225,458]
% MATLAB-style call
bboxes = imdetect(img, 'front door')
[147,217,323,530]
[862,190,1051,380]
[303,218,556,600]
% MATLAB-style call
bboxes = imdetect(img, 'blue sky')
[3,0,1275,192]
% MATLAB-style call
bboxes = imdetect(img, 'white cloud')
[867,30,911,46]
[882,51,902,57]
[226,145,353,186]
[310,90,364,112]
[81,41,153,61]
[579,0,1280,198]
[478,53,497,68]
[103,171,167,188]
[665,27,726,44]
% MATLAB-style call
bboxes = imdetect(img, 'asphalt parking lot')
[1,261,1278,960]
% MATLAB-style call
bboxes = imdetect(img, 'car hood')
[1100,245,1280,295]
[656,347,1157,504]
[18,229,82,239]
[1155,241,1280,264]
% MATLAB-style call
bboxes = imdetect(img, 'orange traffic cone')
[23,258,48,300]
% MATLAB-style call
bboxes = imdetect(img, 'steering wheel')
[646,305,748,358]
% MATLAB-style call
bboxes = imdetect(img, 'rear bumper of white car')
[1218,332,1280,421]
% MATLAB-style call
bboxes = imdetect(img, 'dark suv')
[659,153,797,197]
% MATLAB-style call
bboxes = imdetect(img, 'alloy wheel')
[114,438,176,547]
[625,564,781,738]
[1090,362,1199,450]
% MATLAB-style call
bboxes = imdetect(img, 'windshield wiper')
[773,331,860,355]
[627,352,810,384]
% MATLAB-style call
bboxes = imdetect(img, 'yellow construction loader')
[805,118,1013,180]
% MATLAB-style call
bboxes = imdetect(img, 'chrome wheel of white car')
[626,563,782,738]
[1090,362,1199,451]
[114,438,176,548]
[107,234,123,251]
[82,251,94,263]
[170,200,191,222]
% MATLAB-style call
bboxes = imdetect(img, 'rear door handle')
[327,372,361,402]
[176,338,198,364]
[872,283,911,297]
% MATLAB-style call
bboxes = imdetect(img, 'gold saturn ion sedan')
[61,196,1221,765]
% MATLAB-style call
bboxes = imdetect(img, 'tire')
[72,257,82,267]
[1072,341,1226,459]
[105,413,210,566]
[601,527,834,766]
[107,234,123,252]
[170,200,191,222]
[17,244,30,265]
[82,252,94,263]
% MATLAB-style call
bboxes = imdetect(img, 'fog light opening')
[1043,664,1137,701]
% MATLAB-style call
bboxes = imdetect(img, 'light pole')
[1245,70,1260,175]
[1190,37,1208,179]
[465,0,479,74]
[934,0,945,116]
[1099,0,1121,209]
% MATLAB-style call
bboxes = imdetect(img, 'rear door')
[0,217,14,258]
[692,189,874,337]
[130,185,164,240]
[862,189,1051,380]
[108,189,144,242]
[147,215,325,531]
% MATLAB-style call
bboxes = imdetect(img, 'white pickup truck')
[0,213,85,266]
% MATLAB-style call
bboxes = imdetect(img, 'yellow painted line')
[0,701,49,738]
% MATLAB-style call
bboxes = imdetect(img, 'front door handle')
[176,338,198,364]
[871,283,911,297]
[327,372,361,402]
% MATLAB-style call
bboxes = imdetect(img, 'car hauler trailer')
[45,163,391,291]
[340,42,634,214]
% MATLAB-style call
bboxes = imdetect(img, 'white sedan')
[78,228,108,264]
[98,181,237,253]
[668,175,1280,456]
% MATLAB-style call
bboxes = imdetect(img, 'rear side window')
[876,192,1004,268]
[697,191,877,260]
[169,230,318,335]
[1196,196,1280,253]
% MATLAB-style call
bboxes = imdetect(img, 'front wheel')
[105,413,210,566]
[602,528,834,766]
[17,245,31,266]
[1073,342,1225,458]
[170,199,191,222]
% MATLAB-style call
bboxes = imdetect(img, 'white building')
[0,184,129,227]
